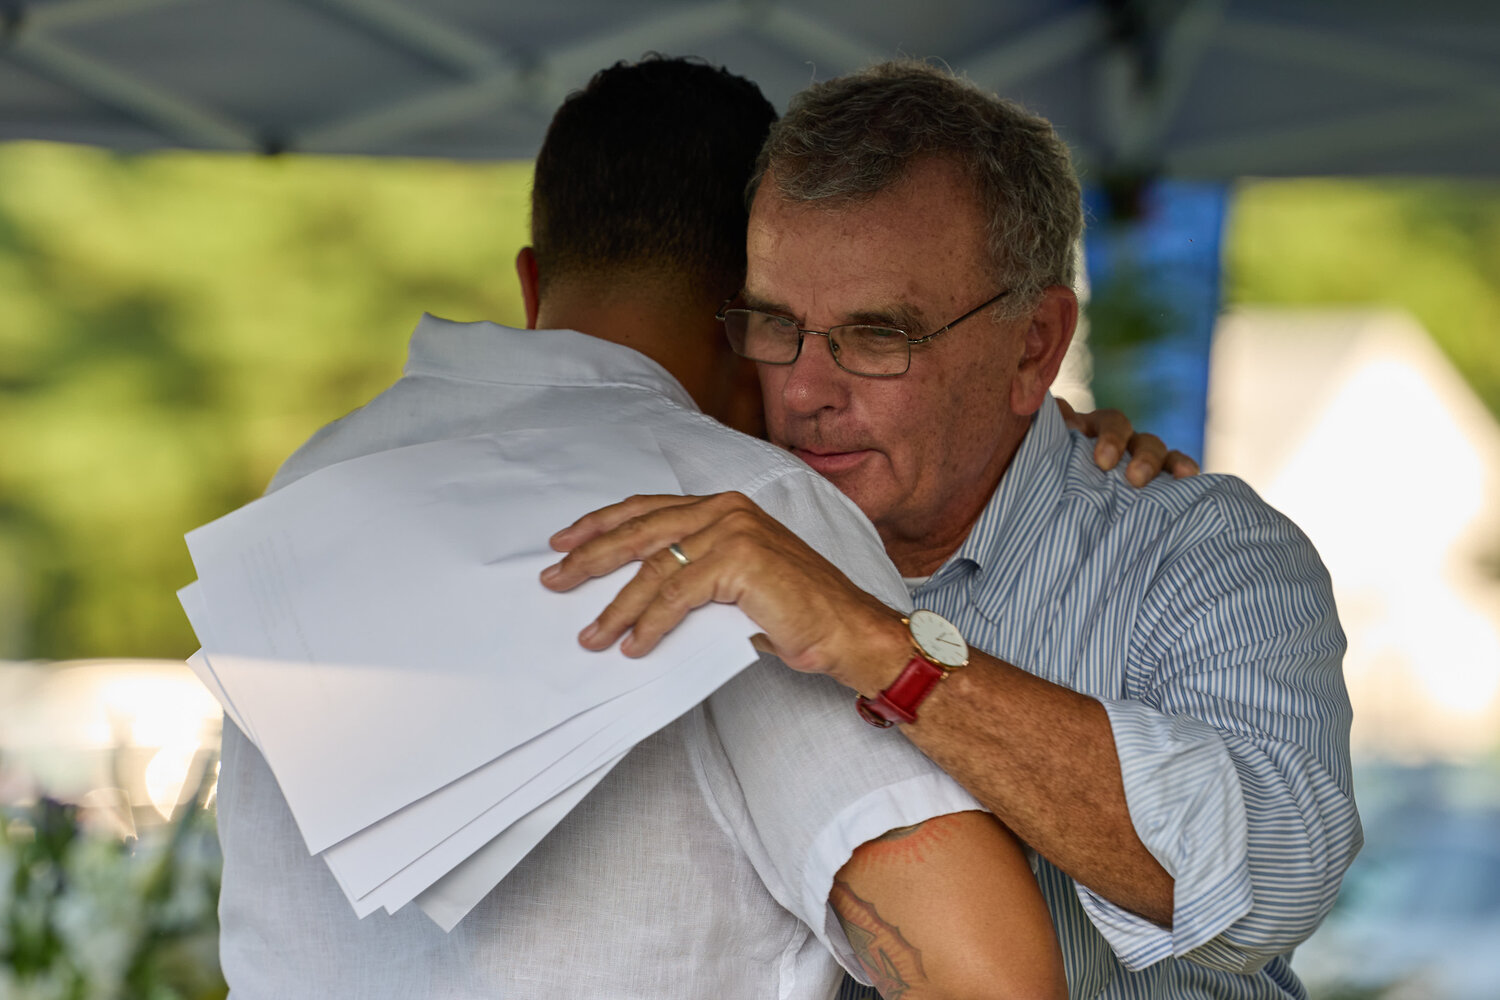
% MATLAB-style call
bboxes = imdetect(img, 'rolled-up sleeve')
[1079,493,1362,973]
[692,657,988,982]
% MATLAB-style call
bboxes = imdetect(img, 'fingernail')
[1099,444,1120,467]
[540,563,560,584]
[580,621,599,644]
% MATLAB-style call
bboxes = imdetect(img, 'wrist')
[830,607,914,697]
[851,609,970,729]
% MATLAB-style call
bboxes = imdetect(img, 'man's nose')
[779,330,849,416]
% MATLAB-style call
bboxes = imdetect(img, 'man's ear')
[516,247,541,329]
[1010,285,1078,416]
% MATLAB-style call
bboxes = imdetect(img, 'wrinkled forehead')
[744,164,993,322]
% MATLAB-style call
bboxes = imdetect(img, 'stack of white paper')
[179,425,759,930]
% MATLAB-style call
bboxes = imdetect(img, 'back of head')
[532,55,777,303]
[752,60,1083,313]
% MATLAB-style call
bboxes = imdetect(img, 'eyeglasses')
[716,288,1012,377]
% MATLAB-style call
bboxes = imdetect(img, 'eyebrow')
[736,290,792,317]
[737,290,928,333]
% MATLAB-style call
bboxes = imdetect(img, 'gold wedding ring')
[667,542,692,567]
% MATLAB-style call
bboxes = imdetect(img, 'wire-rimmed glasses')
[716,288,1012,377]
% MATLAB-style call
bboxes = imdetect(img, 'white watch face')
[908,609,968,668]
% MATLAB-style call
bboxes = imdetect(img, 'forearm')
[906,652,1175,926]
[898,658,1359,972]
[832,611,1172,926]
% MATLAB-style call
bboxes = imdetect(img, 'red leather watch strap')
[855,655,948,728]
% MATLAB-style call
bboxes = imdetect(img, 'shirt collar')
[401,313,700,412]
[920,394,1072,605]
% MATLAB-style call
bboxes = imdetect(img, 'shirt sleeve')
[1081,485,1363,973]
[692,658,988,983]
[689,466,988,983]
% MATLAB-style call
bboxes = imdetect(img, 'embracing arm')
[539,492,1167,933]
[873,509,1360,971]
[833,811,1065,1000]
[1087,510,1360,970]
[541,485,1355,974]
[885,400,1193,933]
[883,642,1177,928]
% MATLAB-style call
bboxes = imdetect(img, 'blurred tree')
[1226,179,1500,422]
[0,144,531,660]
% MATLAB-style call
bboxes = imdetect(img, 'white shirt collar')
[402,313,700,413]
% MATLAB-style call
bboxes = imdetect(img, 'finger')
[590,529,725,656]
[577,541,696,651]
[543,500,709,590]
[1076,408,1132,471]
[619,534,754,657]
[1054,396,1079,427]
[549,494,699,552]
[1124,432,1168,487]
[1165,450,1201,479]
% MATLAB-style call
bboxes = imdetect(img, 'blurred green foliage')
[0,143,531,660]
[2,788,225,999]
[1226,179,1500,420]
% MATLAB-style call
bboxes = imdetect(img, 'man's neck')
[536,297,691,368]
[534,278,747,427]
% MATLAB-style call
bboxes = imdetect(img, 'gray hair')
[750,60,1083,314]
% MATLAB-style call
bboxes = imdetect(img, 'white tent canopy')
[3,0,1497,177]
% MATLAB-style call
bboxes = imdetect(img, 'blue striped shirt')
[841,398,1361,999]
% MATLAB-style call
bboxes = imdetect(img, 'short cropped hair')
[751,60,1083,312]
[532,55,777,299]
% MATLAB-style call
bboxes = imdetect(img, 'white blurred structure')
[1053,260,1096,413]
[0,659,222,831]
[1207,307,1500,760]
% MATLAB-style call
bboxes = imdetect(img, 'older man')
[546,61,1362,998]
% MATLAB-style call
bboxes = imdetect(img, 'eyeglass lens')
[722,310,910,376]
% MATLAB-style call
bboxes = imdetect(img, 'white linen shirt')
[215,315,985,1000]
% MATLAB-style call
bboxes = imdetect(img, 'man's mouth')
[790,446,872,476]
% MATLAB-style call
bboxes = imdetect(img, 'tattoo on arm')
[831,880,925,1000]
[858,814,958,865]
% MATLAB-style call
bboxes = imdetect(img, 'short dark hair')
[532,55,777,299]
[752,60,1082,314]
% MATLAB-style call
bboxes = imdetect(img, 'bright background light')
[0,659,222,826]
[1208,307,1500,761]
